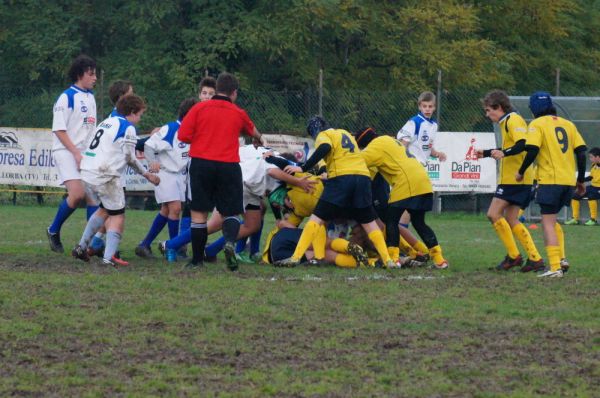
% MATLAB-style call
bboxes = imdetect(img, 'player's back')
[316,129,370,178]
[287,172,324,218]
[81,116,137,182]
[528,115,586,186]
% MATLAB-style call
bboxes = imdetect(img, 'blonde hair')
[418,91,436,105]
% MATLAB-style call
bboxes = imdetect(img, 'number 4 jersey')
[81,115,140,185]
[314,129,369,178]
[527,115,586,186]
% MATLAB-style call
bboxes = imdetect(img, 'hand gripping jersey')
[52,85,97,152]
[144,121,189,174]
[286,172,324,226]
[314,129,370,178]
[527,115,586,186]
[498,112,534,185]
[80,116,139,185]
[397,112,438,165]
[360,135,432,202]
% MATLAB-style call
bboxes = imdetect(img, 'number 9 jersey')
[314,129,369,178]
[527,115,586,186]
[80,115,139,185]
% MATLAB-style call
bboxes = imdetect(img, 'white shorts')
[154,170,186,204]
[243,183,263,209]
[53,149,81,184]
[84,177,125,211]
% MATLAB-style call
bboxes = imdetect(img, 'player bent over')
[135,97,197,257]
[517,92,587,278]
[355,127,449,269]
[477,90,544,272]
[565,147,600,226]
[71,95,160,266]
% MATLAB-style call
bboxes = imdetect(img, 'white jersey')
[397,112,438,165]
[239,145,278,197]
[52,85,97,152]
[144,120,189,174]
[80,115,139,185]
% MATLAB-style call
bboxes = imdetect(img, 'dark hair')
[108,80,133,105]
[482,90,513,113]
[589,147,600,157]
[178,97,198,120]
[68,54,96,83]
[116,94,146,116]
[279,152,298,162]
[216,72,239,96]
[199,76,216,91]
[354,127,378,149]
[418,91,436,104]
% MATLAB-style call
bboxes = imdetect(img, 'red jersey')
[178,95,255,162]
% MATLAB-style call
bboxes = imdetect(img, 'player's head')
[117,94,146,125]
[68,54,97,88]
[306,116,330,139]
[482,90,513,122]
[418,91,436,118]
[268,186,288,210]
[354,127,378,149]
[589,147,600,161]
[529,91,556,118]
[198,76,216,101]
[216,72,239,101]
[108,80,134,106]
[178,97,198,120]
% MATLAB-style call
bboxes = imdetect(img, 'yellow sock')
[312,224,326,260]
[554,223,565,259]
[546,245,561,272]
[492,218,520,259]
[512,223,542,261]
[291,220,320,260]
[413,240,429,255]
[589,200,598,220]
[571,199,580,220]
[388,246,400,261]
[330,238,349,253]
[429,245,445,265]
[398,236,413,255]
[334,253,357,268]
[368,229,391,262]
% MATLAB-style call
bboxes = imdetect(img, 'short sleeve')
[52,94,69,132]
[397,120,415,142]
[527,121,542,148]
[315,131,333,147]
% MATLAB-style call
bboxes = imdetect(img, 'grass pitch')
[1,205,599,397]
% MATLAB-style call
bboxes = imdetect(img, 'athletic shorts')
[320,175,373,209]
[83,176,125,211]
[573,185,600,200]
[313,199,378,224]
[53,149,81,184]
[189,158,243,216]
[269,228,307,263]
[389,193,433,212]
[494,184,534,209]
[243,182,263,209]
[154,170,186,204]
[536,184,574,214]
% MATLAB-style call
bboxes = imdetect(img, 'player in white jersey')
[47,55,99,253]
[71,95,160,266]
[135,98,197,257]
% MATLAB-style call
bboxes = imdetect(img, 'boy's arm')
[122,128,159,185]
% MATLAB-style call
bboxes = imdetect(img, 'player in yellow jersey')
[477,90,544,272]
[276,116,393,268]
[354,127,449,269]
[565,147,600,226]
[517,92,587,278]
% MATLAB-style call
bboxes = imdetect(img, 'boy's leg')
[47,179,86,252]
[488,197,522,267]
[104,213,126,264]
[566,199,580,224]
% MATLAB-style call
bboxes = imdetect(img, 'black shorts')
[573,185,600,200]
[189,158,243,216]
[269,228,307,263]
[320,175,373,208]
[536,184,574,214]
[389,193,433,212]
[494,184,534,209]
[313,200,378,224]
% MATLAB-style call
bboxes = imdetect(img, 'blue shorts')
[320,175,373,208]
[536,185,574,214]
[389,193,433,212]
[269,228,306,263]
[573,185,600,200]
[494,184,534,209]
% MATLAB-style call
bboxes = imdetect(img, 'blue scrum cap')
[529,91,553,118]
[306,116,330,139]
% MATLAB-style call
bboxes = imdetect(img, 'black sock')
[222,217,241,244]
[191,222,207,264]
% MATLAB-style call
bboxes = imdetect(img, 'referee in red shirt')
[178,72,263,270]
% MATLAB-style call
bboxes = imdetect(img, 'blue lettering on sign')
[0,151,25,165]
[29,149,56,167]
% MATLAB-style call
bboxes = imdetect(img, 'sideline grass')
[1,205,599,396]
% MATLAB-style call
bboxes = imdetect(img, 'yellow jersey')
[590,163,600,187]
[315,129,370,178]
[286,172,324,223]
[527,115,586,186]
[498,112,534,185]
[360,135,432,202]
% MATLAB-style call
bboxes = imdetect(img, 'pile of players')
[46,55,590,277]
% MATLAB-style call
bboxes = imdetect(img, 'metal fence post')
[436,69,442,125]
[555,68,560,97]
[318,68,323,117]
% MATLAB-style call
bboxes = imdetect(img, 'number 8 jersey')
[81,115,139,184]
[527,115,586,186]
